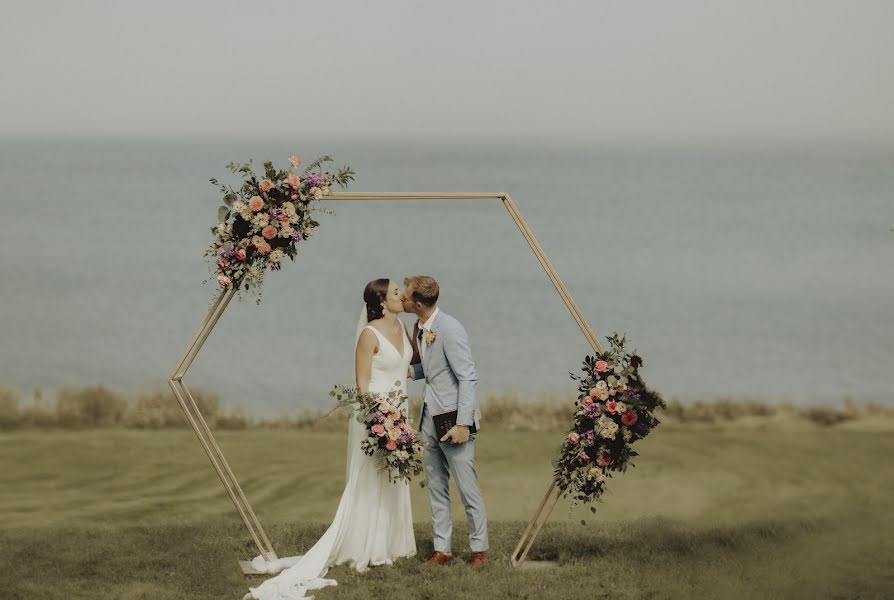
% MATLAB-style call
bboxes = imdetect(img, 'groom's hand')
[441,425,470,444]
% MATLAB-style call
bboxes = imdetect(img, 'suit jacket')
[411,309,480,431]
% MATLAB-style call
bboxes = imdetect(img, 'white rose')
[269,249,284,263]
[595,380,608,391]
[310,186,323,200]
[615,402,627,414]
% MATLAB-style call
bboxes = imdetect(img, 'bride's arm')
[355,329,377,393]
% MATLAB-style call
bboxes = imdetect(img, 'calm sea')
[1,139,892,416]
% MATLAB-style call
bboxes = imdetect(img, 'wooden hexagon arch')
[168,192,604,572]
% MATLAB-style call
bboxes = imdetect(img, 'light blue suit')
[411,309,489,554]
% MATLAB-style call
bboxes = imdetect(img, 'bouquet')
[206,154,355,302]
[554,333,665,510]
[330,382,426,485]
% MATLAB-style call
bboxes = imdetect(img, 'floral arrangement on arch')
[553,333,664,511]
[206,155,355,301]
[330,383,426,485]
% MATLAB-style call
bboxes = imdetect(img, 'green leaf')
[217,206,230,222]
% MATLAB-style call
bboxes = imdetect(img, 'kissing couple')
[246,275,489,600]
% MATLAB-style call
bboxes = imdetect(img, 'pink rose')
[597,454,611,466]
[288,155,301,167]
[372,423,385,436]
[589,387,600,397]
[567,432,580,445]
[259,179,274,193]
[385,439,397,451]
[288,173,301,189]
[217,275,231,287]
[217,259,229,269]
[606,400,618,414]
[278,214,290,223]
[261,225,277,240]
[234,249,246,261]
[621,410,638,426]
[248,196,264,212]
[595,361,609,373]
[578,451,590,462]
[582,396,593,406]
[257,241,271,255]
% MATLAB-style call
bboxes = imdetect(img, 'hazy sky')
[2,1,893,144]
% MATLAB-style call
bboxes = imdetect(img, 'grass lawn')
[1,419,893,599]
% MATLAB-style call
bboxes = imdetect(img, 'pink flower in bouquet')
[249,196,264,212]
[278,214,290,223]
[386,439,397,451]
[567,432,580,445]
[371,423,385,436]
[288,173,301,189]
[234,249,246,261]
[582,396,593,406]
[595,360,609,373]
[288,155,302,167]
[589,387,600,397]
[261,225,277,240]
[217,259,229,269]
[597,453,611,466]
[621,410,638,426]
[606,400,618,414]
[578,451,590,462]
[259,179,274,193]
[257,241,272,255]
[217,275,231,287]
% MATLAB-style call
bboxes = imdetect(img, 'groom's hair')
[404,275,439,307]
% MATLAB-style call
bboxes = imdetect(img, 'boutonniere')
[423,330,437,345]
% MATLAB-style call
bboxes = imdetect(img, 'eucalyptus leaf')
[217,206,230,223]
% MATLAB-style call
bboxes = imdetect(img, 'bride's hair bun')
[363,279,390,321]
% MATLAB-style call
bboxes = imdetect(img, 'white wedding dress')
[245,319,416,600]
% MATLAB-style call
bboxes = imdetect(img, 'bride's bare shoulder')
[357,327,378,353]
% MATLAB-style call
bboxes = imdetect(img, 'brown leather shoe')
[470,551,489,568]
[424,551,454,566]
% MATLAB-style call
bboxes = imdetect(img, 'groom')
[402,275,489,568]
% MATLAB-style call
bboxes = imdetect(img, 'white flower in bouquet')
[282,202,296,216]
[252,212,270,228]
[269,249,284,263]
[280,225,294,238]
[615,402,627,414]
[310,186,323,200]
[595,380,608,391]
[622,427,633,442]
[597,415,619,439]
[251,235,264,247]
[397,450,409,461]
[388,428,401,441]
[588,467,605,483]
[322,185,330,196]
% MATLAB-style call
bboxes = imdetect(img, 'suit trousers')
[420,403,489,553]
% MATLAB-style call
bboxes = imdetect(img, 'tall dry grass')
[0,384,890,432]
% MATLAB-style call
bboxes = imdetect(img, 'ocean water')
[1,139,892,416]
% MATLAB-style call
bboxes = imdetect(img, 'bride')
[245,278,416,600]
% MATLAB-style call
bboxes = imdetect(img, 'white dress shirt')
[417,306,440,361]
